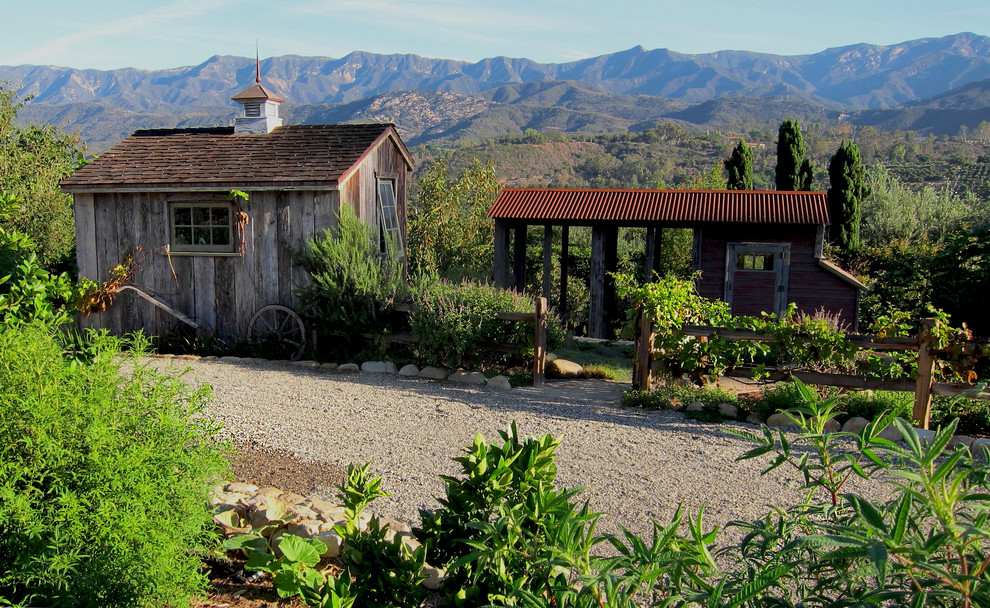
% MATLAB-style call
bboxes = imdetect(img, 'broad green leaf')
[278,533,322,567]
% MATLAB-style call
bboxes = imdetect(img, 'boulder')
[717,403,738,418]
[398,364,420,376]
[877,424,905,442]
[822,417,841,434]
[545,352,558,362]
[361,361,398,373]
[419,366,450,380]
[449,371,487,385]
[972,437,990,456]
[913,428,937,445]
[219,356,243,362]
[766,412,799,430]
[286,519,323,539]
[337,363,360,372]
[547,359,583,379]
[949,435,975,449]
[841,417,870,434]
[279,492,307,506]
[422,564,447,590]
[486,375,512,390]
[320,362,338,371]
[293,360,320,369]
[746,413,763,425]
[685,401,705,412]
[313,530,343,558]
[255,486,283,498]
[225,482,259,494]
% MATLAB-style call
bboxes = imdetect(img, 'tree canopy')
[775,119,813,191]
[724,138,754,190]
[827,140,869,252]
[0,82,85,268]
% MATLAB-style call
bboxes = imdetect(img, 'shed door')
[724,243,790,317]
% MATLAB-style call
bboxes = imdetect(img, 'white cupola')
[231,70,284,135]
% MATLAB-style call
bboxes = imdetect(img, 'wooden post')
[589,226,607,338]
[542,225,553,300]
[913,318,936,429]
[513,224,528,293]
[494,220,510,288]
[534,297,547,387]
[633,307,655,390]
[559,225,569,318]
[644,226,656,281]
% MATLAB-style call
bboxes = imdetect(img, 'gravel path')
[155,357,886,539]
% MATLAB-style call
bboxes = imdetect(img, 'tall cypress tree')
[775,119,813,191]
[724,138,754,190]
[827,140,869,253]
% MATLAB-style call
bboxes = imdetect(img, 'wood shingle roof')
[61,123,412,192]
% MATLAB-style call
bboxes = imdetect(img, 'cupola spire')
[231,45,284,135]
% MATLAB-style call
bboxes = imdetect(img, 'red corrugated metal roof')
[489,188,830,225]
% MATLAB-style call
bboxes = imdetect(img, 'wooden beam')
[542,225,553,300]
[603,226,619,335]
[513,224,528,292]
[559,225,569,318]
[913,319,936,429]
[494,220,510,288]
[589,226,607,339]
[644,226,656,281]
[534,297,547,387]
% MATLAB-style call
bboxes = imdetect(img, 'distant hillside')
[851,77,990,135]
[4,32,990,113]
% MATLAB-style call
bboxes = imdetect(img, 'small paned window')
[377,178,403,256]
[170,203,234,253]
[736,253,775,271]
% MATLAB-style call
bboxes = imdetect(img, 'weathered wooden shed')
[61,83,413,345]
[489,188,865,338]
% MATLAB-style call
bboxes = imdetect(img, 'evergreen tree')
[827,140,869,252]
[775,119,813,191]
[724,138,754,190]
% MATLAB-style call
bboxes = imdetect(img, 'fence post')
[913,318,936,429]
[633,307,655,391]
[534,297,547,387]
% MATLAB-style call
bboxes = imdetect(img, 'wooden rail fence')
[633,312,987,429]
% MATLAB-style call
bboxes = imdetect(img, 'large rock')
[398,364,420,376]
[842,417,870,434]
[314,530,343,557]
[949,435,975,449]
[422,564,447,590]
[877,424,905,442]
[225,482,259,494]
[361,361,398,373]
[337,363,360,372]
[913,428,937,445]
[293,360,320,369]
[487,375,512,390]
[717,403,738,418]
[547,359,583,379]
[822,417,841,433]
[766,412,799,430]
[746,413,763,425]
[320,362,338,371]
[286,519,323,538]
[419,366,449,380]
[449,371,487,385]
[685,401,705,412]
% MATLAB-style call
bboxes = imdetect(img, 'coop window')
[170,203,234,253]
[736,253,775,271]
[377,178,403,256]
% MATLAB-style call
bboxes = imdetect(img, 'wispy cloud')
[289,0,580,46]
[8,0,236,66]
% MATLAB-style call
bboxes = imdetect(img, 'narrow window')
[170,202,234,253]
[377,178,403,256]
[736,253,775,271]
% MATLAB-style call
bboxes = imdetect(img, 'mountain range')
[4,32,990,153]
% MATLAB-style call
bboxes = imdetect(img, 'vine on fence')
[615,272,984,385]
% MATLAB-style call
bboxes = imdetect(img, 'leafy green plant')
[296,205,404,361]
[408,279,564,369]
[0,326,229,607]
[622,383,737,412]
[225,533,330,600]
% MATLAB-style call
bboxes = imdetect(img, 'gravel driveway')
[156,357,886,540]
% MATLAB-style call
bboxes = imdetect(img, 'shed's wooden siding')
[76,189,340,342]
[696,224,859,329]
[338,136,409,254]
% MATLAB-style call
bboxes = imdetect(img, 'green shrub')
[741,381,805,420]
[296,205,404,361]
[622,383,737,412]
[843,390,912,422]
[408,279,564,369]
[0,326,229,607]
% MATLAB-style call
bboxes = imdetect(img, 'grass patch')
[553,338,633,383]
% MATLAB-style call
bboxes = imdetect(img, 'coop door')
[724,243,790,317]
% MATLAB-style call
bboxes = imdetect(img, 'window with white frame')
[169,202,235,253]
[377,177,403,256]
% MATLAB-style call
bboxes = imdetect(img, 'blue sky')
[3,0,988,70]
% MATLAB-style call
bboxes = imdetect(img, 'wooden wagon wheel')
[248,305,307,361]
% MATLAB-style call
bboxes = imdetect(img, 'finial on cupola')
[231,43,284,135]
